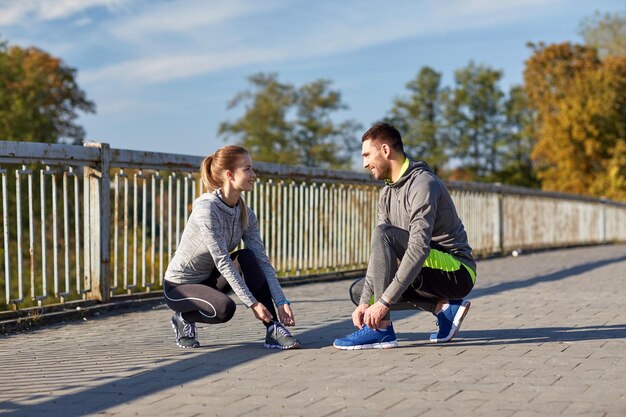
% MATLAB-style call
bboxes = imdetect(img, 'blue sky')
[1,0,624,157]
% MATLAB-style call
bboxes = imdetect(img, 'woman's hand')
[278,304,296,326]
[251,302,273,324]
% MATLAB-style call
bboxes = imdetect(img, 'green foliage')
[219,73,298,165]
[499,85,540,187]
[383,64,539,186]
[219,73,361,169]
[386,66,448,173]
[0,41,95,144]
[578,11,626,58]
[443,62,507,180]
[295,79,360,168]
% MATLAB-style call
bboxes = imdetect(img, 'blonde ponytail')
[201,145,252,231]
[201,155,218,192]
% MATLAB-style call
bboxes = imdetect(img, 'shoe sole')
[171,320,200,349]
[264,341,301,350]
[176,341,200,348]
[429,300,471,343]
[333,340,398,350]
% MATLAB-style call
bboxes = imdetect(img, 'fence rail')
[1,141,625,312]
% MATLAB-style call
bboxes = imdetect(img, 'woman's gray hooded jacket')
[164,190,286,307]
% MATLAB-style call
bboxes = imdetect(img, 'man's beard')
[374,160,391,181]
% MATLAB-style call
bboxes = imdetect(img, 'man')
[333,123,476,350]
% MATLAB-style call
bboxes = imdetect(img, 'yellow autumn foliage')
[524,43,626,201]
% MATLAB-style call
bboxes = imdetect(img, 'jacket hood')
[193,190,238,217]
[389,157,434,188]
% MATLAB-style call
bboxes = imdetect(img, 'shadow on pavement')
[1,317,361,417]
[471,254,626,299]
[400,324,626,348]
[3,252,626,417]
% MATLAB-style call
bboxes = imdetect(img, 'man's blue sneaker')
[430,299,471,343]
[333,323,398,350]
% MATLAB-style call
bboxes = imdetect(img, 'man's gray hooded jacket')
[361,158,476,305]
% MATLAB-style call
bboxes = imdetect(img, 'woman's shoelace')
[183,322,197,338]
[274,323,292,337]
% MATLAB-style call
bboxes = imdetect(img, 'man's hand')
[363,301,390,330]
[352,304,369,329]
[278,304,295,326]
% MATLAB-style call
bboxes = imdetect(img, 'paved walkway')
[1,244,626,417]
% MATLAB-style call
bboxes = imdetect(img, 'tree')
[524,42,626,200]
[294,79,360,169]
[578,11,626,59]
[0,42,95,144]
[386,66,448,173]
[219,73,360,169]
[218,73,298,165]
[443,62,506,181]
[498,85,539,187]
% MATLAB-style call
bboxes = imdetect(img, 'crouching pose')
[164,145,299,349]
[334,123,476,350]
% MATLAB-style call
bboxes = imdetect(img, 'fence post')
[83,143,111,302]
[493,184,504,254]
[600,198,607,243]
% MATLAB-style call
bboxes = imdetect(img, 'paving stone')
[0,244,625,417]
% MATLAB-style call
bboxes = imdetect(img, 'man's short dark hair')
[362,122,404,153]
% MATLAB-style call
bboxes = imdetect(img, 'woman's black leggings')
[163,249,277,325]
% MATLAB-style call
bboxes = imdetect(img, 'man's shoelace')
[348,326,372,338]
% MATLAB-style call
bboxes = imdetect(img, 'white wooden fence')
[1,141,625,311]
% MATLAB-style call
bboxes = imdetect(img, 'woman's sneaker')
[171,312,200,348]
[264,321,300,349]
[333,323,398,350]
[429,299,471,343]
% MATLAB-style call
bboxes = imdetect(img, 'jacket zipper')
[228,205,237,248]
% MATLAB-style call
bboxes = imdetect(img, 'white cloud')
[81,0,564,86]
[82,47,288,85]
[74,17,93,27]
[0,1,29,25]
[3,0,565,86]
[0,0,132,25]
[107,0,277,40]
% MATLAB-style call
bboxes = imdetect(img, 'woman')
[163,145,299,349]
